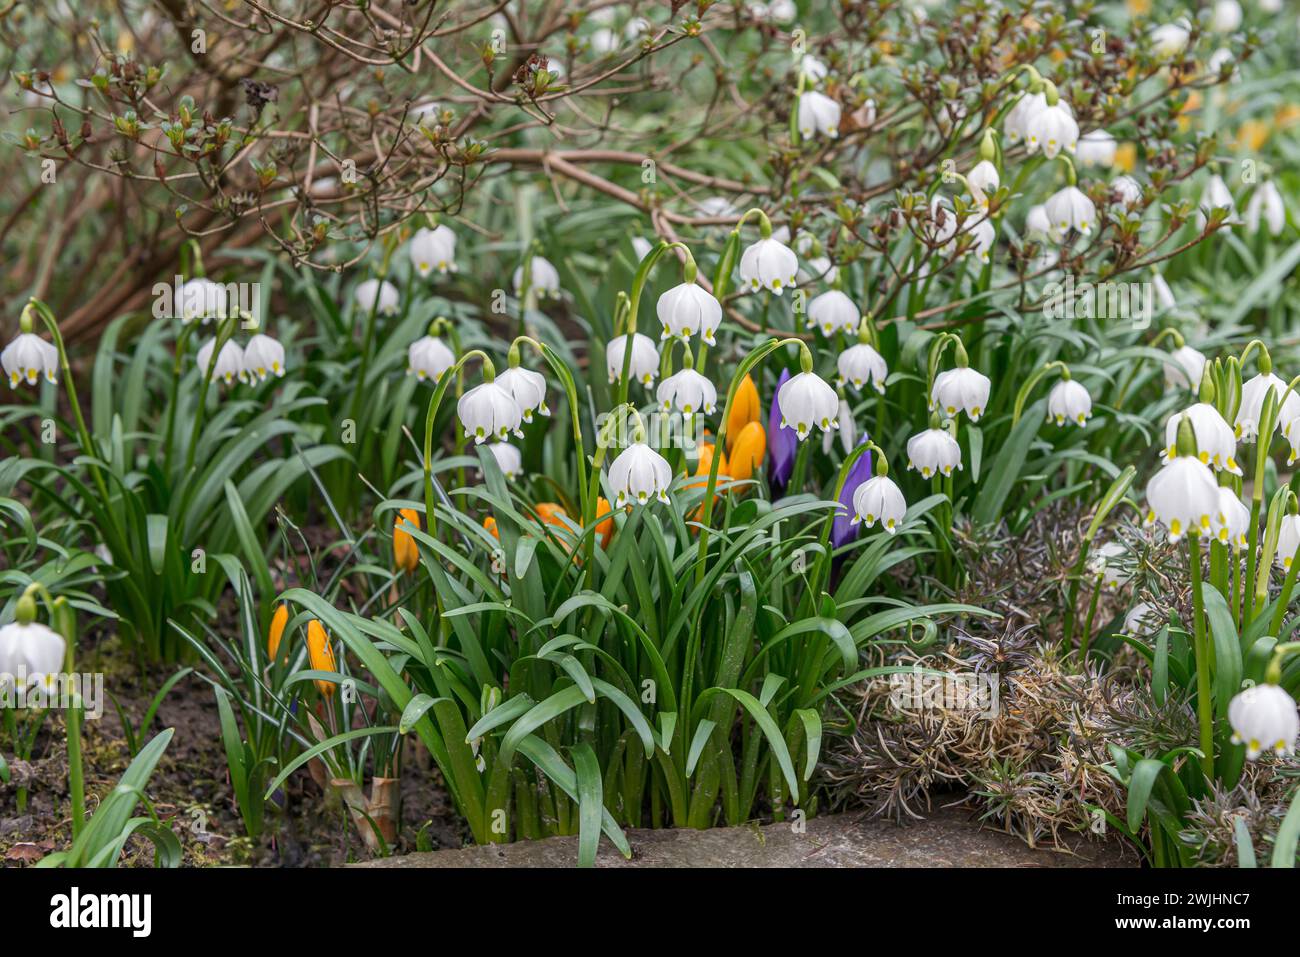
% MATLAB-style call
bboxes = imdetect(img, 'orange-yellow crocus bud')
[534,502,569,528]
[268,603,289,664]
[728,421,766,483]
[393,507,421,574]
[483,515,500,539]
[306,619,337,698]
[725,375,760,455]
[594,497,614,548]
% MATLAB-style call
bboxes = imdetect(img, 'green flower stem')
[1011,360,1069,425]
[1079,582,1102,661]
[162,323,194,478]
[349,275,385,424]
[1188,534,1216,780]
[1269,552,1300,638]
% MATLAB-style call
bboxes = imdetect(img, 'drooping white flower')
[966,161,999,209]
[1026,101,1079,159]
[1151,21,1191,59]
[1004,91,1050,145]
[513,256,562,298]
[1229,684,1299,760]
[2,333,58,387]
[407,335,455,382]
[409,225,458,277]
[1076,130,1117,167]
[776,371,839,439]
[1212,0,1242,32]
[765,0,797,23]
[1215,487,1251,550]
[1024,204,1054,242]
[1207,47,1237,78]
[1244,181,1286,236]
[196,338,247,385]
[458,381,523,443]
[1284,417,1300,465]
[1198,174,1237,230]
[906,428,962,479]
[807,290,860,337]
[798,91,841,139]
[930,367,991,422]
[1112,175,1143,206]
[1165,345,1207,390]
[1144,454,1220,543]
[696,196,737,219]
[1089,541,1131,590]
[631,237,654,261]
[1047,379,1092,426]
[967,218,996,263]
[1123,602,1162,637]
[1164,404,1241,474]
[657,368,717,419]
[1260,0,1282,12]
[738,236,799,295]
[354,278,400,316]
[605,333,659,387]
[852,475,907,534]
[242,333,286,382]
[485,443,522,479]
[607,442,672,506]
[837,343,888,394]
[178,278,230,324]
[589,27,619,54]
[656,283,723,343]
[798,55,828,84]
[1235,372,1300,441]
[495,366,550,422]
[0,620,66,690]
[797,255,838,286]
[1153,273,1177,311]
[1045,186,1096,236]
[1279,513,1300,571]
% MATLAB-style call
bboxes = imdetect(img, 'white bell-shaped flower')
[967,218,996,263]
[1207,47,1237,77]
[930,366,991,422]
[966,161,999,209]
[1215,487,1251,550]
[807,290,860,337]
[1045,186,1096,236]
[409,225,458,277]
[1004,90,1050,145]
[852,474,907,534]
[631,237,654,261]
[766,0,797,23]
[657,367,717,419]
[837,343,888,394]
[1198,174,1236,230]
[513,256,562,298]
[1112,175,1143,206]
[1245,181,1286,236]
[1025,101,1078,158]
[1089,541,1131,590]
[1153,273,1176,312]
[798,91,841,139]
[738,237,799,296]
[1047,379,1092,426]
[1163,404,1241,474]
[178,277,229,324]
[906,428,962,479]
[196,338,247,385]
[495,366,550,422]
[458,381,523,444]
[1144,454,1220,543]
[1236,372,1300,441]
[1284,417,1300,465]
[1151,21,1191,58]
[1076,130,1117,167]
[656,283,723,343]
[354,278,400,315]
[407,335,455,382]
[242,333,286,382]
[606,333,659,387]
[2,333,58,387]
[1229,684,1299,760]
[777,371,839,439]
[485,443,522,479]
[1024,204,1054,242]
[1165,345,1207,390]
[1212,0,1242,32]
[0,620,66,690]
[607,441,672,506]
[1278,513,1300,571]
[798,55,828,84]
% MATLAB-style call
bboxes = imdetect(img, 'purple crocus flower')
[768,367,798,494]
[831,439,873,551]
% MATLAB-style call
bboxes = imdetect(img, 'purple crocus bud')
[768,367,798,493]
[831,439,873,550]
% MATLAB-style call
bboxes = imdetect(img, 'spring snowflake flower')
[458,381,523,443]
[1215,487,1250,549]
[1165,345,1207,390]
[738,236,799,295]
[930,367,991,422]
[589,27,619,54]
[1151,21,1191,58]
[1024,204,1054,242]
[967,218,996,263]
[1045,186,1096,236]
[495,366,549,422]
[2,333,58,387]
[798,55,828,84]
[837,343,888,394]
[0,619,65,690]
[513,256,562,298]
[606,333,659,387]
[807,290,860,337]
[1229,684,1299,760]
[1112,175,1143,206]
[196,338,247,385]
[1212,0,1242,32]
[776,371,839,439]
[1047,379,1092,426]
[1278,514,1300,571]
[1026,100,1078,159]
[1076,130,1117,167]
[1245,181,1286,236]
[657,368,717,419]
[906,428,962,478]
[608,442,673,506]
[1123,602,1162,637]
[1198,174,1236,230]
[852,475,907,534]
[1089,541,1131,590]
[485,443,522,479]
[966,161,999,209]
[798,91,841,139]
[178,277,229,324]
[1144,454,1220,543]
[1164,404,1241,474]
[657,282,723,343]
[355,278,400,316]
[1236,372,1300,441]
[409,225,457,277]
[1004,91,1052,146]
[242,333,286,382]
[407,335,454,382]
